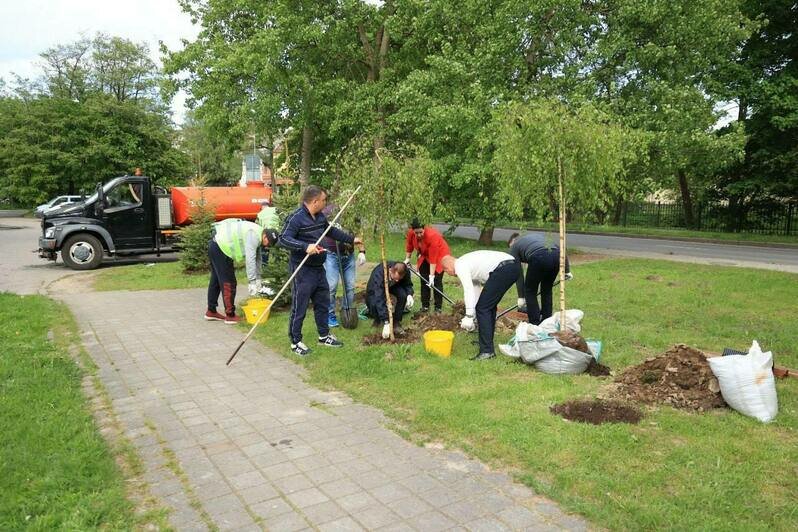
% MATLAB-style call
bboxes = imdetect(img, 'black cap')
[264,229,279,246]
[410,217,422,229]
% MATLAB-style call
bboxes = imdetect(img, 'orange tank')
[171,181,273,225]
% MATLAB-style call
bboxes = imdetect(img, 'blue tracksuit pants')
[288,264,330,344]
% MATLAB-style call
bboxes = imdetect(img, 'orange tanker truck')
[38,173,274,270]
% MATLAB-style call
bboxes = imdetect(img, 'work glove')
[259,282,276,297]
[460,315,476,332]
[382,321,391,339]
[406,295,414,309]
[403,257,411,266]
[517,298,526,309]
[428,274,435,289]
[565,272,574,281]
[248,282,259,297]
[357,252,366,267]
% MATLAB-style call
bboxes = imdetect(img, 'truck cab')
[39,175,173,270]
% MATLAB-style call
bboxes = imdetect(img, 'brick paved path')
[64,289,590,531]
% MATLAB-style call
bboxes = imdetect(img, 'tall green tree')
[340,144,433,337]
[584,0,751,225]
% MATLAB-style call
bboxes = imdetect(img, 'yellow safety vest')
[214,219,262,263]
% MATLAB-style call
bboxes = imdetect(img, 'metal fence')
[609,201,797,236]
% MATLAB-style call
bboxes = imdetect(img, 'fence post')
[787,203,794,236]
[697,202,702,231]
[656,202,661,227]
[623,201,628,227]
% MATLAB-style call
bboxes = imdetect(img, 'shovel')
[335,242,358,329]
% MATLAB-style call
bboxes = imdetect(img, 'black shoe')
[470,352,496,361]
[418,306,430,314]
[433,308,442,314]
[291,342,311,357]
[318,335,343,348]
[372,318,382,327]
[393,326,405,336]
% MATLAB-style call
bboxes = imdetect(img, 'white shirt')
[454,250,515,315]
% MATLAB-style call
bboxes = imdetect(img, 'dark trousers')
[419,260,444,310]
[476,260,520,354]
[367,286,409,324]
[288,264,330,344]
[208,240,236,316]
[525,248,561,325]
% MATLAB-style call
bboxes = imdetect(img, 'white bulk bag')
[539,309,584,333]
[708,340,778,423]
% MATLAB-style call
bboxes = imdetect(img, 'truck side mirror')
[94,183,105,216]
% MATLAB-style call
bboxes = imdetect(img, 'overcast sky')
[0,0,199,122]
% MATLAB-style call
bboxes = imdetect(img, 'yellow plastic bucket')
[423,330,455,357]
[242,298,272,325]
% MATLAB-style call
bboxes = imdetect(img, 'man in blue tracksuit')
[279,186,361,356]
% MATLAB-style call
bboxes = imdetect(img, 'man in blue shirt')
[279,186,361,356]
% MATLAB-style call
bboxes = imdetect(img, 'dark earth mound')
[551,399,642,425]
[613,344,725,411]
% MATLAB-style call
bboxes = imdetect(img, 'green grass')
[0,293,154,530]
[247,258,798,531]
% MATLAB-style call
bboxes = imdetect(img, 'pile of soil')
[586,358,612,377]
[613,344,725,411]
[412,312,462,332]
[551,399,642,425]
[551,330,590,354]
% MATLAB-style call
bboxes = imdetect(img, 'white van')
[34,195,83,217]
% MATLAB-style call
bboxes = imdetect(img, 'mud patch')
[586,358,612,377]
[645,275,664,282]
[361,328,420,345]
[551,399,642,425]
[613,344,725,411]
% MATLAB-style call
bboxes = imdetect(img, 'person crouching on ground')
[279,185,362,357]
[205,218,279,324]
[441,250,520,360]
[507,232,572,325]
[404,218,450,313]
[366,261,414,339]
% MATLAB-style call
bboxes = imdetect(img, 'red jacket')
[405,226,450,274]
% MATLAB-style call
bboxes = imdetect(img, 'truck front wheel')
[61,234,104,270]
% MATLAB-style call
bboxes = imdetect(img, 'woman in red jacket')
[404,218,451,313]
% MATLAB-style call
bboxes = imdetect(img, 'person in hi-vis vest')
[206,218,279,324]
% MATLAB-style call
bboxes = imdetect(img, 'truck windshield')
[82,177,127,205]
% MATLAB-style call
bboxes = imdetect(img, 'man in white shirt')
[441,250,520,360]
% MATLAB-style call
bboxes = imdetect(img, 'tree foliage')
[0,35,189,205]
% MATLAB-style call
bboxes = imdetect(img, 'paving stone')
[336,491,379,513]
[301,500,349,526]
[464,517,511,532]
[371,483,414,505]
[318,516,367,532]
[273,473,314,494]
[262,510,311,532]
[230,470,268,490]
[285,486,330,509]
[237,483,280,505]
[351,504,401,530]
[250,497,293,519]
[385,494,433,520]
[496,506,549,529]
[407,510,457,532]
[318,477,362,499]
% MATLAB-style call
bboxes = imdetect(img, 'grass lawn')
[0,293,162,530]
[91,232,798,530]
[248,257,798,531]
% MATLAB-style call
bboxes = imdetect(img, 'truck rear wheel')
[61,234,104,270]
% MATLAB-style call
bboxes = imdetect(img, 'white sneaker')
[291,342,311,356]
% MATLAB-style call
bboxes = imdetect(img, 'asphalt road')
[433,224,798,274]
[0,217,177,294]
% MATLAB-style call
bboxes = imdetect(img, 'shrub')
[178,201,215,273]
